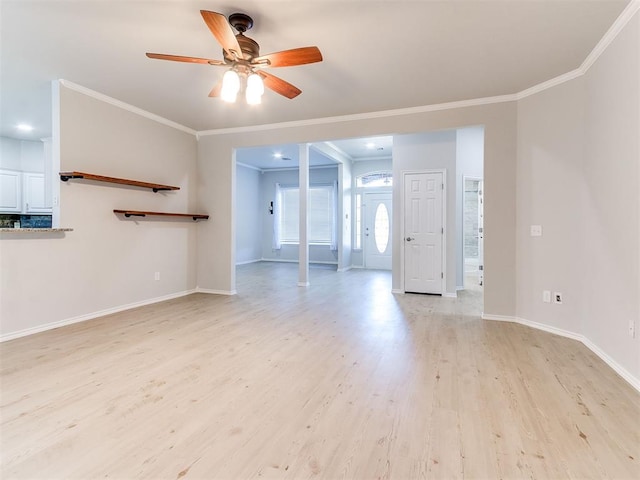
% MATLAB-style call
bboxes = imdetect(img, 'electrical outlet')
[154,272,160,281]
[553,292,563,304]
[629,321,636,339]
[530,225,543,237]
[542,290,551,303]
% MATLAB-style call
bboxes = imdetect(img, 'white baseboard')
[298,282,310,287]
[391,289,405,294]
[196,288,237,295]
[443,292,457,298]
[516,316,583,342]
[482,313,640,393]
[260,258,338,266]
[235,259,261,266]
[0,289,197,343]
[582,337,640,392]
[336,266,353,272]
[481,313,517,322]
[261,258,297,263]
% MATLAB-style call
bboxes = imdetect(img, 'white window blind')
[278,185,335,244]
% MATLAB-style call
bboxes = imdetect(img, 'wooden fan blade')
[146,53,225,66]
[200,10,243,60]
[253,46,323,68]
[258,71,301,99]
[208,81,223,97]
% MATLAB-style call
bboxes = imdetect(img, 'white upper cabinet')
[1,137,52,214]
[24,172,51,213]
[0,169,22,212]
[0,170,52,214]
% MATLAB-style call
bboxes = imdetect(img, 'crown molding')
[581,0,639,72]
[196,94,518,137]
[236,161,263,172]
[236,161,338,173]
[198,2,638,137]
[311,142,351,164]
[518,1,639,100]
[59,79,197,136]
[516,68,584,100]
[59,1,638,140]
[352,155,393,163]
[261,164,339,173]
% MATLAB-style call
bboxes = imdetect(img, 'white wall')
[235,164,262,264]
[393,131,458,295]
[260,166,339,264]
[0,137,44,172]
[0,84,198,338]
[456,126,484,287]
[0,137,21,170]
[582,12,639,380]
[516,79,587,335]
[515,12,639,383]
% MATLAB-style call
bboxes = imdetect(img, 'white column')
[337,163,344,271]
[51,80,61,227]
[298,143,310,287]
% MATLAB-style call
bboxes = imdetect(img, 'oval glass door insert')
[374,203,390,253]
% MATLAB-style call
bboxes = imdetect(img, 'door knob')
[406,237,414,242]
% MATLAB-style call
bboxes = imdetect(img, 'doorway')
[403,171,445,294]
[463,177,483,290]
[364,192,392,270]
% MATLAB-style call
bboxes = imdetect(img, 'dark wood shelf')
[114,210,209,221]
[60,171,179,192]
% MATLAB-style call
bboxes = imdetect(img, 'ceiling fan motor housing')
[224,34,260,63]
[223,13,260,63]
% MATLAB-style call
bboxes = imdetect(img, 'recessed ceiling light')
[17,123,34,132]
[273,152,282,158]
[365,142,376,149]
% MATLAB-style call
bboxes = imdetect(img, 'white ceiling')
[329,136,393,161]
[235,134,393,170]
[236,143,339,170]
[0,0,630,141]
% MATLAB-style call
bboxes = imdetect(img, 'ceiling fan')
[146,10,323,103]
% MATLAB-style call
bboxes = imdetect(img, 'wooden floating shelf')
[60,171,179,193]
[114,210,209,221]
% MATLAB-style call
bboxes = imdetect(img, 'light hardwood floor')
[1,262,638,479]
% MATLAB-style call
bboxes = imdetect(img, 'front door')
[404,172,444,294]
[364,193,392,270]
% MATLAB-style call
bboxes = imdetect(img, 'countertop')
[0,228,73,233]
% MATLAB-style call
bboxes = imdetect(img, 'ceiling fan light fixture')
[246,73,264,105]
[146,11,323,103]
[221,69,240,103]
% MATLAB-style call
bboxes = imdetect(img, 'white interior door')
[364,193,392,270]
[404,172,443,294]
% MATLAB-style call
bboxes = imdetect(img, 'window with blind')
[279,185,334,244]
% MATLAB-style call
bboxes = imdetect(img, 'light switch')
[530,225,542,237]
